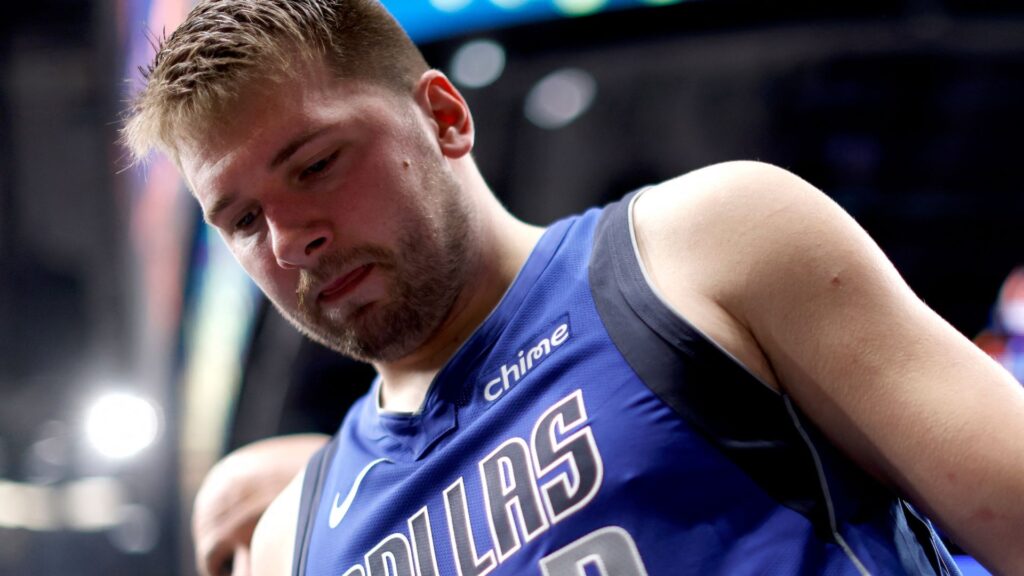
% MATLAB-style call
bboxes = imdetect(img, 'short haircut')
[122,0,429,163]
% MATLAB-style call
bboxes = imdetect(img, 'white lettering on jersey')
[342,390,603,576]
[484,322,571,402]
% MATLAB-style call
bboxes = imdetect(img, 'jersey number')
[539,526,649,576]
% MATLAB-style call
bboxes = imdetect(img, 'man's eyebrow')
[201,126,333,225]
[269,126,332,170]
[203,193,237,225]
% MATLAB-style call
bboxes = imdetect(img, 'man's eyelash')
[235,209,260,230]
[299,150,340,180]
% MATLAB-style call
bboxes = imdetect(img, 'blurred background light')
[997,268,1024,334]
[63,477,125,531]
[525,68,597,129]
[0,482,59,531]
[0,481,23,528]
[0,477,126,532]
[25,421,70,485]
[553,0,608,17]
[428,0,473,12]
[450,39,507,88]
[108,504,159,554]
[490,0,530,9]
[85,393,159,459]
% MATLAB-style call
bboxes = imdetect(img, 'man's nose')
[268,216,332,270]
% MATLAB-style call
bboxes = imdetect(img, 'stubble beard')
[289,179,472,364]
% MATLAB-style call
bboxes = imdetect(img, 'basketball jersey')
[292,191,960,576]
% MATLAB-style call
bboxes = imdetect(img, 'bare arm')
[251,469,304,576]
[634,160,1024,574]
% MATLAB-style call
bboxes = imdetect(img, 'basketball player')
[123,1,1024,574]
[193,435,328,576]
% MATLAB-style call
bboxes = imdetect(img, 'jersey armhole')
[589,189,959,575]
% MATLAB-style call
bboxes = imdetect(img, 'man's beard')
[287,190,471,364]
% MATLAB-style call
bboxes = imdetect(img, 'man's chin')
[302,317,421,365]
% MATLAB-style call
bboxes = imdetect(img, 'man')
[123,1,1024,574]
[193,435,329,576]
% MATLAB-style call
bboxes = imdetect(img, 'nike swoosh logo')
[329,457,391,529]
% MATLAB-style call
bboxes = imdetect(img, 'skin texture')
[192,434,329,576]
[176,62,1024,576]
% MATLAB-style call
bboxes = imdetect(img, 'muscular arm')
[251,469,304,576]
[634,160,1024,574]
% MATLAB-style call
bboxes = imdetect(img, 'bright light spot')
[0,482,59,530]
[450,40,506,89]
[0,478,127,532]
[524,68,597,130]
[0,482,46,530]
[553,0,607,17]
[489,0,529,8]
[429,0,473,12]
[86,393,159,459]
[0,481,21,528]
[64,477,125,531]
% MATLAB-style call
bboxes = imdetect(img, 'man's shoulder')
[627,160,841,389]
[635,160,842,269]
[638,160,816,217]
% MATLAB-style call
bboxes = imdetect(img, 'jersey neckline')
[357,217,577,460]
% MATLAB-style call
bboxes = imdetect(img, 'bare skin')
[192,434,328,576]
[177,65,1024,576]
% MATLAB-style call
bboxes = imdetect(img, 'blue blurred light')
[380,0,688,43]
[491,0,531,9]
[429,0,473,12]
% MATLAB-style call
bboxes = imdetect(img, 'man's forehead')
[176,80,293,187]
[179,89,319,189]
[179,145,236,214]
[179,107,283,202]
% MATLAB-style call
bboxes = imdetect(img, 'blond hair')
[122,0,428,163]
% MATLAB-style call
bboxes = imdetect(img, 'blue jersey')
[292,192,960,576]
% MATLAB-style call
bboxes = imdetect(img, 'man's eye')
[234,209,260,231]
[299,151,339,181]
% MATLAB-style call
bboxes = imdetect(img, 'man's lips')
[318,264,374,303]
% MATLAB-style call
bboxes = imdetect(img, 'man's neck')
[373,195,544,414]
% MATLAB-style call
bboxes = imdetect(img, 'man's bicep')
[252,470,305,576]
[712,165,1024,571]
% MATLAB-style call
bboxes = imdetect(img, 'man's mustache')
[295,246,395,312]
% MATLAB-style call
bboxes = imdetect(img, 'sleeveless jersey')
[292,192,961,576]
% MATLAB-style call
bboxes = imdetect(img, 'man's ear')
[414,70,474,158]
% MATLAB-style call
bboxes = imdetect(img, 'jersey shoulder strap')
[291,435,339,576]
